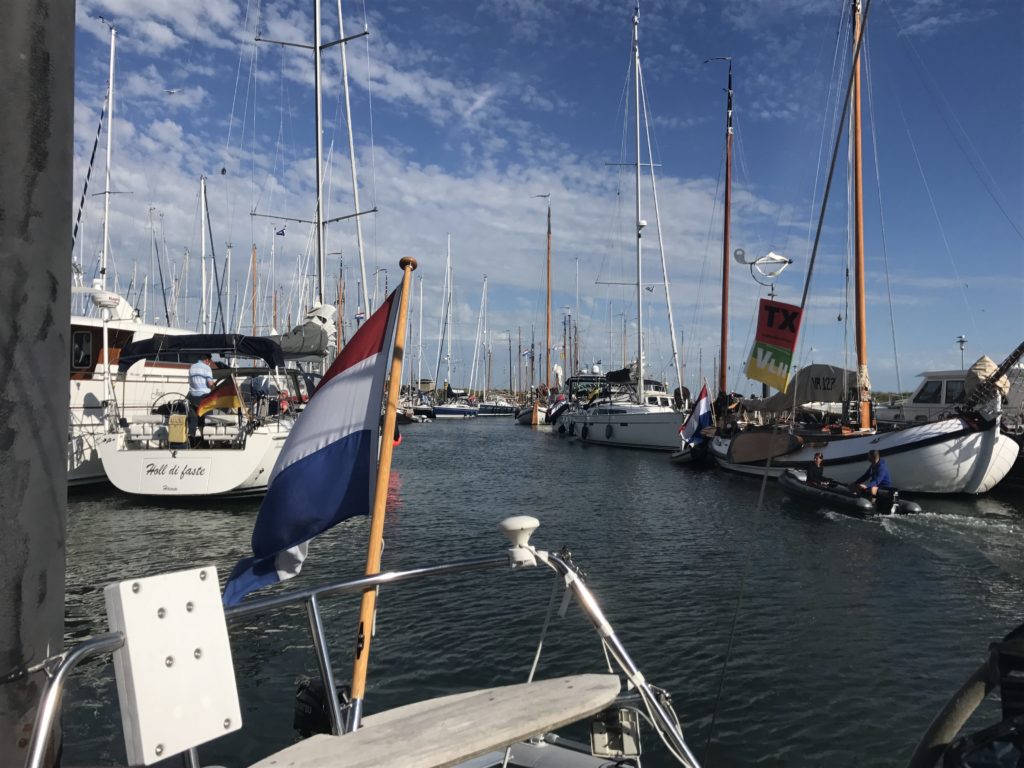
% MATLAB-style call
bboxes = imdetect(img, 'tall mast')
[633,7,645,404]
[100,25,115,291]
[251,244,258,334]
[200,176,208,332]
[336,0,370,321]
[445,254,453,387]
[433,235,451,387]
[719,58,733,397]
[417,276,423,389]
[313,0,326,306]
[851,0,871,429]
[545,200,552,391]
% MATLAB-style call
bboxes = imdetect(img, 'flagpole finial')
[399,257,418,271]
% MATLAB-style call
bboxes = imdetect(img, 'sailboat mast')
[417,276,423,388]
[545,201,552,391]
[633,7,645,403]
[719,58,733,397]
[313,0,326,306]
[336,0,370,320]
[200,176,208,332]
[100,25,115,291]
[851,0,871,429]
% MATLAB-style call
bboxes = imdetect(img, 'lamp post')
[956,335,967,371]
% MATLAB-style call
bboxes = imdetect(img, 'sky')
[72,0,1024,394]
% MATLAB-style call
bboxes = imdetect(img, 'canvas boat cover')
[740,363,857,413]
[117,333,285,372]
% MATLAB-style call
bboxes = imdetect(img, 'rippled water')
[63,419,1024,767]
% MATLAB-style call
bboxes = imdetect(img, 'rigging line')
[801,10,848,266]
[358,4,380,288]
[863,39,903,396]
[638,59,683,394]
[72,102,106,253]
[224,0,257,173]
[799,0,875,311]
[885,3,1023,241]
[894,95,979,338]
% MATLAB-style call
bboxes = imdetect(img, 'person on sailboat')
[852,450,892,500]
[187,353,214,444]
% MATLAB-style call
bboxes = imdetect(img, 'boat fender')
[605,424,613,439]
[279,390,290,414]
[569,422,576,436]
[581,425,589,440]
[558,424,566,434]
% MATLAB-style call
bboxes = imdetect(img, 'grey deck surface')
[248,674,621,768]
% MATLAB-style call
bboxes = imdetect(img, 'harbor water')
[63,418,1024,767]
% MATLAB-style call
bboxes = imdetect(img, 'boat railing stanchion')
[305,594,346,735]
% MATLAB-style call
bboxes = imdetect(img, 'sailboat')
[431,235,478,419]
[568,9,684,451]
[69,25,197,487]
[515,196,554,426]
[707,1,1021,494]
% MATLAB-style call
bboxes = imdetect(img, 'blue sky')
[73,0,1024,393]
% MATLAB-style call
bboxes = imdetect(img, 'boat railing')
[24,520,701,768]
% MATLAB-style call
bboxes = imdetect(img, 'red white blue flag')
[679,383,713,447]
[223,290,401,605]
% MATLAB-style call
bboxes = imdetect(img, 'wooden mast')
[851,0,871,429]
[348,256,417,729]
[719,59,733,398]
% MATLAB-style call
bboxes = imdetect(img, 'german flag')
[197,376,247,417]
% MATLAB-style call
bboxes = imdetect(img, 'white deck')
[249,674,621,768]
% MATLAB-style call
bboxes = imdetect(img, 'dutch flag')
[223,290,402,605]
[679,383,713,447]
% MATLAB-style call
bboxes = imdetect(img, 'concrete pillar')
[0,0,75,764]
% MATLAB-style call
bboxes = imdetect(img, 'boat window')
[71,331,92,370]
[944,380,966,404]
[913,380,942,404]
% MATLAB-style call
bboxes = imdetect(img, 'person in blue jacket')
[852,450,891,500]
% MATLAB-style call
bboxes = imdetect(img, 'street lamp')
[956,335,967,371]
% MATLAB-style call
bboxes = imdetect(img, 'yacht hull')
[570,405,682,451]
[97,427,288,497]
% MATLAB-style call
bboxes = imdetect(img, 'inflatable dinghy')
[779,469,923,516]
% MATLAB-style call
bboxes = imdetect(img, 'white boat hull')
[97,426,289,497]
[569,404,682,451]
[710,417,1019,494]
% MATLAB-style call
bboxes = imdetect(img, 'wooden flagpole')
[348,256,417,729]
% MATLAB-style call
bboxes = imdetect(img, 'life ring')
[581,425,589,440]
[605,424,614,439]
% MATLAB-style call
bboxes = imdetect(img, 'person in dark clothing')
[852,449,892,499]
[806,453,827,486]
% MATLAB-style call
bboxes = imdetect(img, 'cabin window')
[945,380,966,404]
[913,380,942,404]
[71,331,92,370]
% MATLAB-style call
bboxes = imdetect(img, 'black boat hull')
[779,469,922,516]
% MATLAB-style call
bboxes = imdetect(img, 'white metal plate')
[105,565,242,765]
